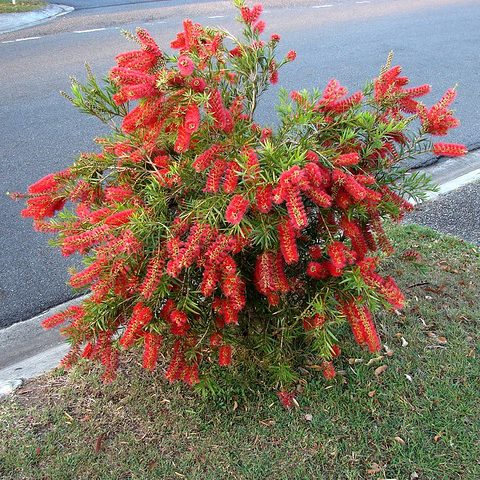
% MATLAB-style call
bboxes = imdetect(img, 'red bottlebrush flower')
[417,89,460,136]
[209,332,222,347]
[327,241,347,269]
[303,183,333,208]
[244,148,260,180]
[136,28,162,57]
[278,220,299,264]
[380,277,405,310]
[379,186,414,214]
[322,361,336,380]
[139,252,165,299]
[174,124,192,153]
[254,251,276,296]
[284,185,308,230]
[81,342,94,359]
[207,89,227,130]
[260,128,272,142]
[222,162,240,194]
[200,265,220,297]
[269,68,279,85]
[115,49,157,71]
[304,162,330,188]
[317,79,348,108]
[340,299,380,352]
[28,173,58,194]
[218,344,232,366]
[402,248,422,262]
[332,169,366,201]
[303,313,326,331]
[41,305,85,329]
[255,185,273,213]
[89,208,112,225]
[306,261,329,280]
[61,345,81,370]
[104,209,134,227]
[120,302,153,348]
[113,83,157,104]
[142,332,163,371]
[169,309,190,336]
[104,185,134,203]
[223,301,240,324]
[277,390,295,409]
[374,65,402,102]
[183,364,200,386]
[178,55,195,76]
[223,109,234,134]
[254,20,266,34]
[329,91,363,113]
[286,50,297,62]
[333,152,360,167]
[270,33,281,42]
[205,234,236,264]
[69,259,105,288]
[241,4,262,24]
[225,194,250,225]
[326,261,343,277]
[229,45,243,57]
[192,144,223,172]
[21,195,66,220]
[165,340,186,383]
[309,245,323,260]
[305,150,319,162]
[110,67,157,87]
[60,224,111,256]
[189,76,207,92]
[273,253,290,293]
[204,158,228,193]
[433,142,467,157]
[339,217,369,260]
[185,104,201,133]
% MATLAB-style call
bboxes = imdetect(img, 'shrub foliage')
[19,1,465,396]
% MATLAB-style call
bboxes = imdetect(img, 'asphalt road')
[1,0,479,327]
[406,181,480,246]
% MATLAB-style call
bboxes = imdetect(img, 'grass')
[0,224,479,480]
[0,1,46,14]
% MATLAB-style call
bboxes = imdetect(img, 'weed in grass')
[0,1,46,14]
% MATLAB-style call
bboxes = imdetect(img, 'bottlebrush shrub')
[19,1,465,395]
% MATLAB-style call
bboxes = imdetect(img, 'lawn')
[0,224,478,479]
[0,1,45,14]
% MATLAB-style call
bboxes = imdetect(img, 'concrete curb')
[0,295,86,396]
[0,3,74,35]
[412,149,480,204]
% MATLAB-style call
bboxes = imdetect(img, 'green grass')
[0,224,479,479]
[0,1,46,14]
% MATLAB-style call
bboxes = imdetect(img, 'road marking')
[356,1,371,3]
[1,40,16,44]
[15,36,41,42]
[74,28,106,34]
[57,11,69,17]
[313,4,333,7]
[207,15,225,19]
